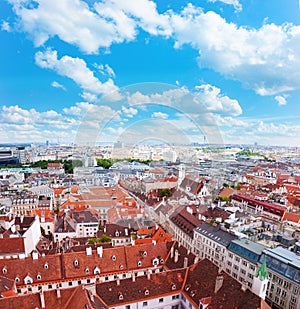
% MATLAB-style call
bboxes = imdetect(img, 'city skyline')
[1,0,300,146]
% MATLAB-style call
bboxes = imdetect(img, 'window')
[249,265,255,271]
[293,286,299,294]
[48,284,52,289]
[68,282,73,286]
[159,298,164,303]
[241,269,246,275]
[125,306,131,309]
[172,295,179,300]
[143,301,148,307]
[282,290,287,298]
[235,257,240,262]
[291,296,296,304]
[242,260,247,267]
[276,287,281,295]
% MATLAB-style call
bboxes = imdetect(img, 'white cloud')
[8,0,171,54]
[195,84,242,116]
[9,0,300,97]
[275,95,287,106]
[1,21,11,31]
[208,0,242,12]
[121,105,138,118]
[94,63,116,78]
[170,7,300,96]
[51,81,66,91]
[63,102,94,116]
[35,49,118,95]
[152,112,169,119]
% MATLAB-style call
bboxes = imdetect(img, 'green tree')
[88,234,112,244]
[159,188,172,198]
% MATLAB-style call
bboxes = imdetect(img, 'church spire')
[255,255,268,281]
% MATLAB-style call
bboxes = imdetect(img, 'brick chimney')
[214,275,224,294]
[174,249,179,263]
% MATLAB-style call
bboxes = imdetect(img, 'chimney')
[147,270,151,280]
[125,228,128,236]
[194,256,199,264]
[184,257,188,268]
[56,288,61,299]
[40,292,46,308]
[214,275,224,294]
[86,247,92,256]
[170,246,174,259]
[132,272,136,282]
[174,249,179,263]
[117,277,120,286]
[97,246,103,258]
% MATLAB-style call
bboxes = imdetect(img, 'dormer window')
[112,255,116,261]
[152,258,159,266]
[2,267,7,274]
[118,293,123,300]
[15,277,20,283]
[44,263,49,269]
[115,231,119,237]
[143,251,147,257]
[94,267,100,275]
[74,259,79,267]
[185,284,191,291]
[171,283,176,290]
[137,261,142,267]
[85,268,90,274]
[24,275,33,285]
[119,264,124,270]
[144,289,149,295]
[160,258,164,264]
[36,274,41,280]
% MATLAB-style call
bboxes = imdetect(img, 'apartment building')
[262,246,300,309]
[193,222,237,268]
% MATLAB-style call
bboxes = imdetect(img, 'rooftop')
[195,222,238,247]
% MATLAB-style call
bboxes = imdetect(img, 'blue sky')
[1,0,300,146]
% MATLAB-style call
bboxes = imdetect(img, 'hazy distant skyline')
[1,0,300,146]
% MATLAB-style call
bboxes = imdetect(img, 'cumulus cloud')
[152,112,169,119]
[63,102,95,116]
[275,95,288,106]
[35,49,118,95]
[170,6,300,96]
[51,81,66,91]
[195,84,242,116]
[1,105,77,129]
[9,0,300,97]
[208,0,242,12]
[8,0,171,54]
[121,105,138,118]
[1,21,11,31]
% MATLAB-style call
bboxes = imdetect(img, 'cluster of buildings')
[0,144,299,308]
